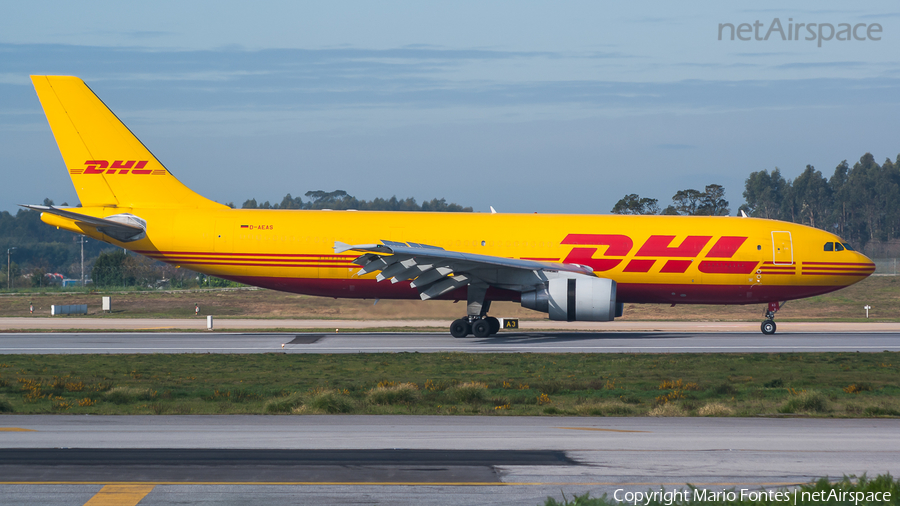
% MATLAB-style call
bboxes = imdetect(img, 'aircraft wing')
[20,205,146,242]
[334,240,594,300]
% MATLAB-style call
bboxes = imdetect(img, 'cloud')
[731,52,800,57]
[738,8,861,15]
[5,43,900,126]
[656,143,696,150]
[676,62,761,68]
[773,61,866,70]
[111,30,177,40]
[858,12,900,19]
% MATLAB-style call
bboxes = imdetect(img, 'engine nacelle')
[521,277,619,321]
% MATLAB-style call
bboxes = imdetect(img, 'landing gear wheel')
[450,319,470,338]
[472,319,491,338]
[761,320,776,335]
[486,317,500,335]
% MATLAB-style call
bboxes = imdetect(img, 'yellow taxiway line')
[83,485,155,506]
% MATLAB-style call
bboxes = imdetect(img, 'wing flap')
[336,240,594,298]
[409,266,454,289]
[420,274,469,300]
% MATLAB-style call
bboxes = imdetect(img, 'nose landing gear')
[761,301,782,335]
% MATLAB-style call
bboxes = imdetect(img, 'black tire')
[472,319,491,338]
[450,319,470,338]
[761,320,776,335]
[486,317,500,335]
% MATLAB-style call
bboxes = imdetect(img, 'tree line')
[742,153,900,248]
[612,184,730,216]
[238,190,473,212]
[612,152,900,249]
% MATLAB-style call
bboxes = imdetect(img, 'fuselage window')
[824,242,834,251]
[835,242,845,252]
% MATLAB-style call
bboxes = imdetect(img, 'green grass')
[0,352,898,416]
[542,473,899,505]
[779,389,829,414]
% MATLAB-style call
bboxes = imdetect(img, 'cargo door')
[771,231,793,265]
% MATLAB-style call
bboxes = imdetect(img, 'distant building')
[62,278,92,287]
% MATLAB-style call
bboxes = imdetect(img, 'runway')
[3,317,900,333]
[0,330,898,354]
[1,415,898,505]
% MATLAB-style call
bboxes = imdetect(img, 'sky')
[2,1,899,214]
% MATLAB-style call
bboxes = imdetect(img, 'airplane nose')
[855,251,877,278]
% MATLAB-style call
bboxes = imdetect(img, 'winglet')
[490,206,497,214]
[740,210,748,218]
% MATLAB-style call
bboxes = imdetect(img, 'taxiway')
[1,416,897,506]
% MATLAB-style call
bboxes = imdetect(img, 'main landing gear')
[449,283,500,338]
[450,316,501,338]
[761,301,782,335]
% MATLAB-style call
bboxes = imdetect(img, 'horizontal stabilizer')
[21,205,146,242]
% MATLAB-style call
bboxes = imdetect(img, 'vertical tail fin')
[31,75,225,210]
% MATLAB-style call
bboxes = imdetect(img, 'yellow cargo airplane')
[25,76,875,337]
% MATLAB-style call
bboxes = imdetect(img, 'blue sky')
[2,1,899,214]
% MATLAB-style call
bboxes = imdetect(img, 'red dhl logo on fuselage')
[69,160,165,175]
[561,234,758,274]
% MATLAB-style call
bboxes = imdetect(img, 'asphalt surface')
[1,330,898,353]
[3,317,900,333]
[1,416,898,505]
[0,448,573,483]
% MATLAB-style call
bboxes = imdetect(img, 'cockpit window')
[842,243,855,251]
[835,242,845,252]
[824,242,834,251]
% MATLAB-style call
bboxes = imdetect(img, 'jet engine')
[521,277,621,321]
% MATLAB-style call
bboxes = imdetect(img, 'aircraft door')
[771,231,793,265]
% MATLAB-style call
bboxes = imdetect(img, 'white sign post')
[207,315,214,330]
[864,305,871,318]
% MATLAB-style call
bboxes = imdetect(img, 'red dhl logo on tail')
[561,234,759,274]
[69,160,165,175]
